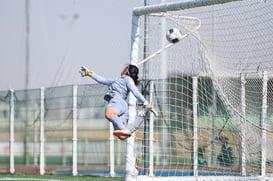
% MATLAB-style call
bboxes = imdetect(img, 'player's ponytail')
[128,64,140,85]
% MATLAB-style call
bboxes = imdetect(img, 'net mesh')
[132,0,273,179]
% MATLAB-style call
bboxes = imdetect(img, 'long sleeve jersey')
[91,72,147,103]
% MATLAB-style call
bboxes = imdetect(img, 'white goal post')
[127,0,273,180]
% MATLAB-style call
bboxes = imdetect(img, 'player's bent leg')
[105,107,118,120]
[105,107,126,130]
[126,106,153,133]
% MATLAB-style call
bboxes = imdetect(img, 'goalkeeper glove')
[143,101,158,116]
[79,66,93,77]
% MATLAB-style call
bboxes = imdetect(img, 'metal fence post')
[72,85,78,176]
[40,87,45,175]
[9,89,15,174]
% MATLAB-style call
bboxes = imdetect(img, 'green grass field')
[0,173,124,181]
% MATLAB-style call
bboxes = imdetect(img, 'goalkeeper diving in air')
[79,64,157,140]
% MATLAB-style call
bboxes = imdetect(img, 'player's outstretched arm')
[79,66,114,85]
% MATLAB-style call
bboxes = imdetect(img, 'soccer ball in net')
[166,28,182,43]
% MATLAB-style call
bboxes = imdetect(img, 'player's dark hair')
[128,64,140,85]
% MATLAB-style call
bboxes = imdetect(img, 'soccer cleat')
[113,129,131,137]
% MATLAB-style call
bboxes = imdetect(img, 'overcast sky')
[0,0,144,91]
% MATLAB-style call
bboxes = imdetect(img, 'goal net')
[126,0,273,180]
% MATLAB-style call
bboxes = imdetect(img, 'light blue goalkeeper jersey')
[91,73,147,103]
